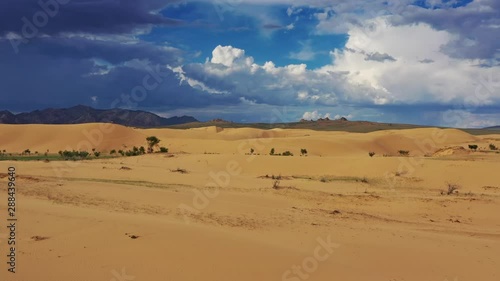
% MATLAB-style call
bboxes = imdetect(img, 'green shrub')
[468,144,478,150]
[398,150,409,156]
[59,150,90,160]
[159,147,169,153]
[146,136,161,153]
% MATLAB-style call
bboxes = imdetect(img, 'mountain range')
[0,105,197,128]
[0,105,498,131]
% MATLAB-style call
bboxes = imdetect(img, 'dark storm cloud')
[0,0,182,36]
[0,39,240,113]
[32,36,184,65]
[394,0,500,59]
[0,0,244,113]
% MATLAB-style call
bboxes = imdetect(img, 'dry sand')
[0,123,499,281]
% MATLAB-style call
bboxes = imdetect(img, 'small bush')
[94,151,101,157]
[282,151,294,156]
[272,180,280,189]
[489,144,497,150]
[159,147,169,153]
[250,148,254,154]
[369,152,375,157]
[398,150,410,156]
[442,183,460,195]
[110,149,117,155]
[468,144,478,150]
[270,148,275,155]
[170,168,188,174]
[300,149,308,156]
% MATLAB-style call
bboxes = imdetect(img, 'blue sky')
[0,0,499,127]
[151,3,347,68]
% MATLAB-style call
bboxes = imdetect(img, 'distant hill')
[168,118,497,136]
[0,105,198,128]
[167,118,430,133]
[484,126,500,130]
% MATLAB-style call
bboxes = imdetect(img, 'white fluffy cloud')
[334,114,353,120]
[321,17,499,106]
[211,45,247,67]
[170,5,499,126]
[176,18,498,109]
[302,111,331,120]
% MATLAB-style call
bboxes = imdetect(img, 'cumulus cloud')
[211,45,248,67]
[393,0,500,59]
[178,45,370,106]
[321,18,499,106]
[334,114,353,120]
[302,111,331,120]
[178,24,499,109]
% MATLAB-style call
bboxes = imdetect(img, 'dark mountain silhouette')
[484,126,500,130]
[0,105,197,128]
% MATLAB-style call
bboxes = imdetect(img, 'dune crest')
[0,124,487,157]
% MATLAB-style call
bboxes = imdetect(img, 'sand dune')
[0,123,145,153]
[0,124,486,156]
[0,124,499,281]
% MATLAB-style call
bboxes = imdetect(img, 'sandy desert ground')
[0,123,499,281]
